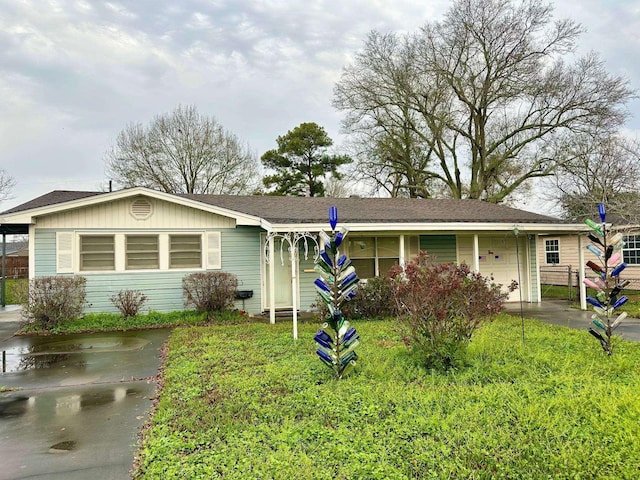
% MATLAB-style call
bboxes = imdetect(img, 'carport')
[0,223,29,307]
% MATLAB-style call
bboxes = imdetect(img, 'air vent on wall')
[130,198,153,220]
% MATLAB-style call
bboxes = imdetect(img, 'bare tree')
[334,0,634,203]
[545,135,640,223]
[0,169,16,206]
[105,105,261,194]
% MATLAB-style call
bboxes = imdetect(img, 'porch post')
[399,234,405,268]
[290,245,298,340]
[578,234,586,310]
[269,235,276,324]
[473,234,480,272]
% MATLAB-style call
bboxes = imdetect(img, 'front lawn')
[134,315,640,479]
[18,309,244,335]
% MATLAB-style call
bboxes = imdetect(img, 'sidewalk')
[504,299,640,342]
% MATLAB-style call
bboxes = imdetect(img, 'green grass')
[134,316,640,479]
[1,277,27,305]
[19,309,246,335]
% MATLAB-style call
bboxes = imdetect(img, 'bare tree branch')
[105,105,261,194]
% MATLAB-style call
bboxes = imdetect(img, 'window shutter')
[206,232,221,270]
[56,232,74,273]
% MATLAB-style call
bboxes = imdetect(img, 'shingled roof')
[180,194,564,224]
[1,189,564,225]
[1,191,102,215]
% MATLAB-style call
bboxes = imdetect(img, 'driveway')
[504,299,640,342]
[0,308,171,480]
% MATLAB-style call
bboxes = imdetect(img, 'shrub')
[390,252,514,370]
[182,272,238,315]
[110,289,148,317]
[313,274,397,320]
[21,276,87,329]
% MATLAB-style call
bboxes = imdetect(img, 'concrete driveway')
[0,307,171,480]
[504,299,640,342]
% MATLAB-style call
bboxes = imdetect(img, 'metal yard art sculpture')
[313,206,360,378]
[584,203,628,355]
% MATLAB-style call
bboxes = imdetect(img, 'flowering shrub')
[182,272,238,315]
[390,252,515,369]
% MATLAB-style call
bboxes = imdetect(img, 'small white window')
[545,239,560,264]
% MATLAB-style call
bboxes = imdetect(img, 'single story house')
[1,187,590,319]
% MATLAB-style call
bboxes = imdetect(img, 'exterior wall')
[538,233,640,289]
[537,234,581,286]
[34,225,264,314]
[35,196,236,230]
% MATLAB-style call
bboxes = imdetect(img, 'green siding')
[221,226,262,313]
[34,227,263,314]
[419,235,457,263]
[298,251,318,311]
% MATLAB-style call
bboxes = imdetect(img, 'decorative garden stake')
[584,203,627,355]
[313,206,360,378]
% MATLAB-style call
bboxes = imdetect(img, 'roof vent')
[130,198,153,220]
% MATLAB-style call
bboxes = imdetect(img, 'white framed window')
[126,235,159,270]
[57,231,219,273]
[347,235,418,278]
[170,235,202,269]
[623,235,640,265]
[545,239,560,264]
[80,235,115,271]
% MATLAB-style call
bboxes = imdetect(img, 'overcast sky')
[1,0,639,213]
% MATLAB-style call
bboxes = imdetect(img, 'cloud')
[0,0,638,211]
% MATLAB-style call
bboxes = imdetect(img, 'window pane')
[126,235,159,269]
[170,235,202,268]
[379,257,399,276]
[377,237,400,257]
[80,236,114,271]
[405,236,420,261]
[349,237,375,258]
[623,235,640,265]
[545,239,559,265]
[351,259,375,279]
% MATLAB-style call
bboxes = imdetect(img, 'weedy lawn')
[135,315,640,479]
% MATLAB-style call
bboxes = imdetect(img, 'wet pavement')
[0,307,171,480]
[504,299,640,342]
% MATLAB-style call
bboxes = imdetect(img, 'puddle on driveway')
[1,335,149,373]
[0,387,142,419]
